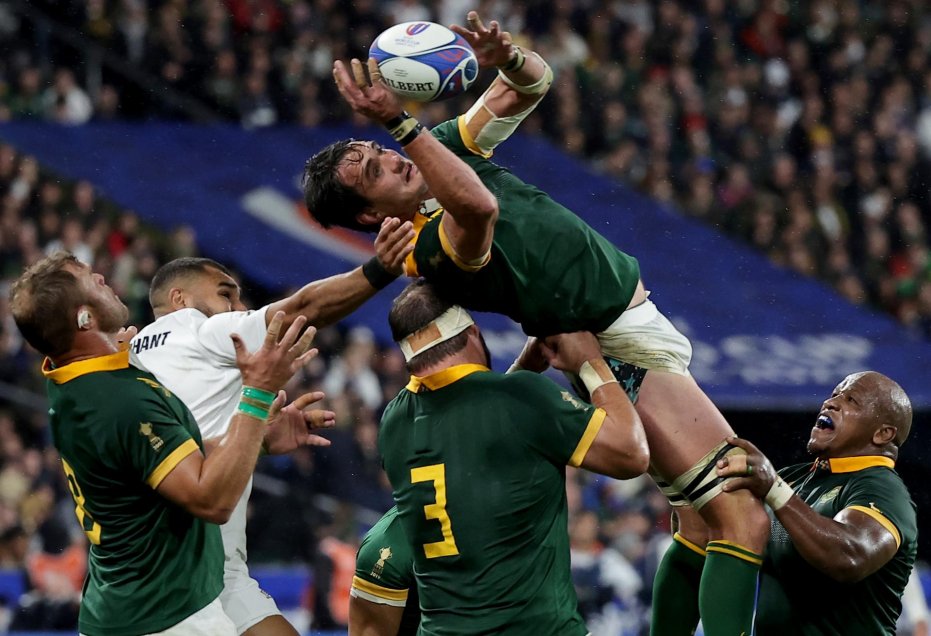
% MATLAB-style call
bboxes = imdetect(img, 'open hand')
[450,11,516,68]
[264,390,335,455]
[232,311,318,393]
[333,58,403,124]
[375,217,415,275]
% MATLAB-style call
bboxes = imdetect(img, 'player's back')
[379,369,588,636]
[130,307,267,438]
[414,119,641,337]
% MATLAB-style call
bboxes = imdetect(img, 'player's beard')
[91,298,130,334]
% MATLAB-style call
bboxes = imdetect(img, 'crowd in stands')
[0,0,931,633]
[2,0,931,338]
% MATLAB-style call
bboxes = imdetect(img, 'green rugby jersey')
[43,350,224,636]
[379,364,605,635]
[352,506,420,636]
[405,117,640,337]
[756,456,917,636]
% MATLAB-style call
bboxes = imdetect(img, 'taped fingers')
[466,11,485,31]
[351,58,369,89]
[367,58,383,83]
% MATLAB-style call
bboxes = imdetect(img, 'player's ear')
[167,287,186,310]
[355,207,381,227]
[873,425,896,446]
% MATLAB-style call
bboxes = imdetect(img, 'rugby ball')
[370,22,479,102]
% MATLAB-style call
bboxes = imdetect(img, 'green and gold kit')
[44,351,223,636]
[352,506,420,636]
[379,365,605,635]
[756,456,917,635]
[405,117,640,337]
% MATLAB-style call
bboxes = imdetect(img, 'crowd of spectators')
[2,0,931,338]
[1,0,931,633]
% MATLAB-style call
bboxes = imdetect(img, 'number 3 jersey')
[43,350,224,636]
[379,365,605,635]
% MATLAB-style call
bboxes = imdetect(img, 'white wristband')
[578,359,618,395]
[765,477,794,511]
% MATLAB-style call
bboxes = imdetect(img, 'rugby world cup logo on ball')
[370,22,479,102]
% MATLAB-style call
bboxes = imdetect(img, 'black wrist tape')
[362,256,398,290]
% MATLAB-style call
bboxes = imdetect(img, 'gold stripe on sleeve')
[568,408,606,467]
[438,217,491,272]
[351,575,409,602]
[847,505,902,548]
[146,439,199,489]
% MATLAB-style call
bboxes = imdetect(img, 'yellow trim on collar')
[403,211,431,278]
[824,456,895,473]
[42,350,130,384]
[406,364,489,393]
[457,115,493,158]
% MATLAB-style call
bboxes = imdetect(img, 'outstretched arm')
[717,437,899,582]
[451,12,553,153]
[266,217,414,329]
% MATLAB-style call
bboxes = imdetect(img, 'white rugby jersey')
[130,307,269,439]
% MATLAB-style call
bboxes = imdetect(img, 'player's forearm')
[404,128,498,226]
[587,383,650,479]
[774,498,876,582]
[192,414,265,523]
[269,268,377,330]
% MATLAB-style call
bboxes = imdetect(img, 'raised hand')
[539,331,604,373]
[450,11,515,68]
[375,217,416,275]
[264,390,335,455]
[332,58,404,124]
[232,311,318,393]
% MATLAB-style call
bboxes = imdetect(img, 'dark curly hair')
[301,139,379,233]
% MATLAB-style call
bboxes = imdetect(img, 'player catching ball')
[303,11,767,636]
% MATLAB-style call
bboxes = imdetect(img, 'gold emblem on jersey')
[816,486,841,506]
[561,391,585,410]
[136,377,172,398]
[139,422,165,451]
[370,546,392,578]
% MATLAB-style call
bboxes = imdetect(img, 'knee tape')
[664,441,747,511]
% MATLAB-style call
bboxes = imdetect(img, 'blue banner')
[2,121,930,409]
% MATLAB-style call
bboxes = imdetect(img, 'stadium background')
[0,0,929,633]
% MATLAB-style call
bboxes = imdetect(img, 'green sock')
[699,541,762,636]
[650,533,705,636]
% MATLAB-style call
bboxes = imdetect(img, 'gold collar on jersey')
[42,350,130,384]
[812,455,895,473]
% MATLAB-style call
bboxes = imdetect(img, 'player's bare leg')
[637,370,769,636]
[241,615,300,636]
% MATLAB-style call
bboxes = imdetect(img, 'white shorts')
[596,297,692,375]
[220,479,282,634]
[113,598,236,636]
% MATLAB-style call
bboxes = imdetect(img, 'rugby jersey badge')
[139,423,165,451]
[371,547,393,578]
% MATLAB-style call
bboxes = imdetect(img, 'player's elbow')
[179,498,235,525]
[608,443,650,480]
[469,195,498,224]
[196,505,234,525]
